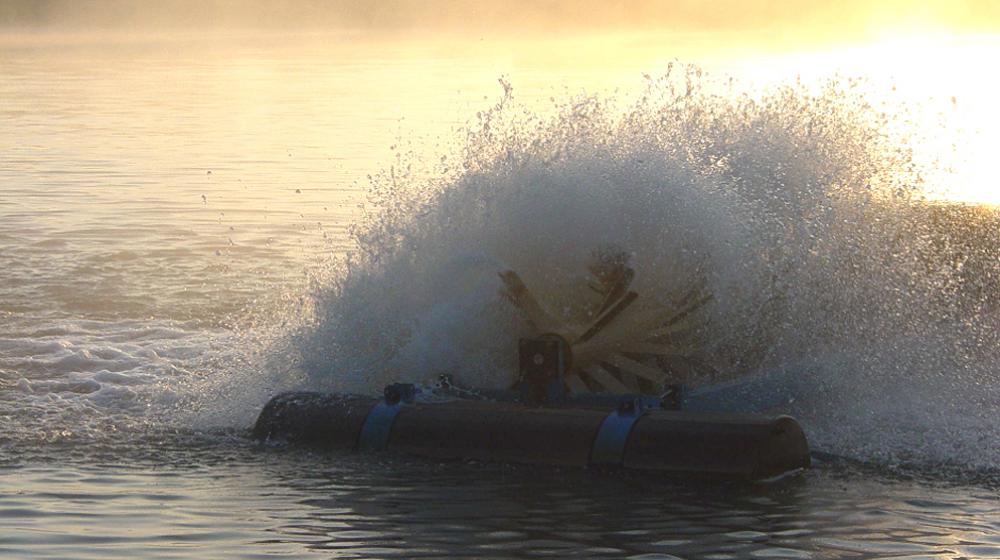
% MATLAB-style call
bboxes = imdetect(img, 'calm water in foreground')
[1,31,999,558]
[4,444,1000,559]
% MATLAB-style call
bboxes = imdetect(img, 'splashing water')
[251,67,1000,472]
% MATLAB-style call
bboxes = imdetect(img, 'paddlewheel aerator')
[499,247,713,395]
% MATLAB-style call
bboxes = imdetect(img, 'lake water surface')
[2,31,999,558]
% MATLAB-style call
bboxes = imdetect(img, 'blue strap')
[590,409,643,465]
[357,401,404,451]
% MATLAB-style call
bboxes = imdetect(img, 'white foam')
[277,68,1000,470]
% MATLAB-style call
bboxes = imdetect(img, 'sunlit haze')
[4,1,999,202]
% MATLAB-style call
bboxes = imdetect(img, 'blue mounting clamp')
[357,383,419,451]
[589,396,650,465]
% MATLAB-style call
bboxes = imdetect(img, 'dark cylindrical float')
[253,391,810,479]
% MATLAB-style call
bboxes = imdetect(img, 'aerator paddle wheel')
[255,250,813,479]
[499,247,713,395]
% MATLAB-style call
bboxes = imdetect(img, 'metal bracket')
[517,334,570,405]
[661,384,684,411]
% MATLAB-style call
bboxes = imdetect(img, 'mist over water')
[267,68,1000,472]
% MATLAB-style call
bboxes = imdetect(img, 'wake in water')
[231,67,1000,472]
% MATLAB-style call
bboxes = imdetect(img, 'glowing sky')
[3,0,999,37]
